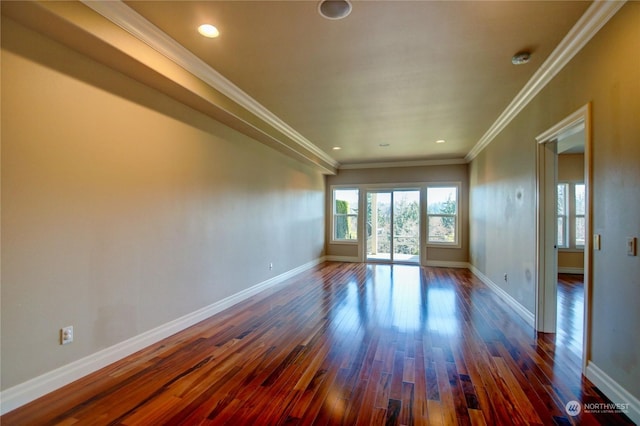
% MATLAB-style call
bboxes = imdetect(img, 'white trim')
[330,186,361,245]
[424,260,470,269]
[325,255,361,263]
[536,105,589,144]
[465,1,625,162]
[0,258,324,415]
[468,265,535,328]
[339,158,467,170]
[81,0,339,172]
[426,183,462,249]
[535,103,592,370]
[558,267,584,275]
[586,361,640,424]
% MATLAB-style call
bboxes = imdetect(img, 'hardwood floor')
[2,263,634,425]
[555,274,585,370]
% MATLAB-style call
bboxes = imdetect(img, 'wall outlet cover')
[627,237,637,256]
[61,326,74,345]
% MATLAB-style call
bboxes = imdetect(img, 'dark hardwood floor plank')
[2,263,634,425]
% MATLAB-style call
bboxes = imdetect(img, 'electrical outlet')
[627,237,637,256]
[504,273,508,282]
[269,263,273,270]
[60,326,73,345]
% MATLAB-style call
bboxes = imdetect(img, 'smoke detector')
[512,51,531,65]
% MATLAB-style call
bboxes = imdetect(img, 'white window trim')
[426,182,461,248]
[574,183,586,248]
[330,186,359,244]
[557,181,585,252]
[557,183,570,249]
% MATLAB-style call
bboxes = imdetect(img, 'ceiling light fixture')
[332,146,342,150]
[198,24,220,38]
[379,143,390,147]
[318,0,352,20]
[436,139,446,144]
[511,51,531,65]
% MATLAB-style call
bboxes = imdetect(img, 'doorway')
[536,104,591,373]
[556,126,586,364]
[366,190,420,263]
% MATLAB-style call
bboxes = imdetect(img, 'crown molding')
[81,0,339,172]
[339,158,467,170]
[465,0,626,162]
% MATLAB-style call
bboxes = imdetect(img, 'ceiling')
[121,0,590,166]
[2,0,596,171]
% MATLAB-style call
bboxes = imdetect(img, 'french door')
[366,190,420,263]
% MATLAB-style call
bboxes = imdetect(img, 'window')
[557,182,585,250]
[575,184,585,247]
[332,188,359,242]
[427,185,458,245]
[557,183,569,248]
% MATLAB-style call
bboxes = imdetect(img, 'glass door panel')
[393,190,420,263]
[366,190,420,263]
[367,192,391,261]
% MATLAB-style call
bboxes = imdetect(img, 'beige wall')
[470,2,639,400]
[558,153,584,181]
[326,164,469,264]
[558,153,585,270]
[1,18,325,390]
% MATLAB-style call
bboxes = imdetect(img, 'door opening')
[556,126,586,366]
[536,104,591,374]
[366,190,420,264]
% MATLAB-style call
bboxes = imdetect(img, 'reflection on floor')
[3,264,633,425]
[366,253,420,263]
[556,273,584,372]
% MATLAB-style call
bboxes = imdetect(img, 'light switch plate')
[594,234,601,251]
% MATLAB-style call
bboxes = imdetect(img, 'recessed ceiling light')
[379,143,390,147]
[318,0,352,20]
[436,139,446,144]
[198,24,220,38]
[511,51,531,65]
[332,146,342,150]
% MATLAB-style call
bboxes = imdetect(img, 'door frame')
[364,186,422,265]
[535,103,592,372]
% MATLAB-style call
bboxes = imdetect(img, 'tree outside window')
[427,186,458,245]
[333,189,358,241]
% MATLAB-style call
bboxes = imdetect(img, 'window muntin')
[333,188,359,242]
[557,183,569,248]
[426,186,458,245]
[575,184,585,247]
[557,182,585,250]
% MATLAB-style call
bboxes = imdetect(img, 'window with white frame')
[557,182,585,249]
[332,188,359,242]
[426,185,459,245]
[557,183,569,248]
[574,184,585,247]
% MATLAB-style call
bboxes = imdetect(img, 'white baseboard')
[325,255,360,263]
[425,260,470,269]
[468,265,535,328]
[0,257,324,415]
[558,267,584,274]
[586,361,640,424]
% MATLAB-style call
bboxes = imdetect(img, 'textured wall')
[469,3,639,399]
[1,17,325,390]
